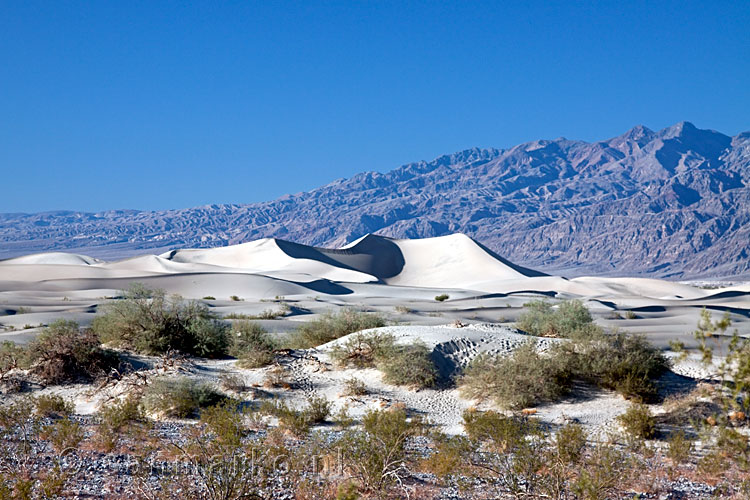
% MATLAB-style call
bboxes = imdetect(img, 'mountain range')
[1,121,748,279]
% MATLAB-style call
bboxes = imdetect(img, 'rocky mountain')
[1,121,749,279]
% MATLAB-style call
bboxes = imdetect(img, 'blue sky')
[1,1,748,213]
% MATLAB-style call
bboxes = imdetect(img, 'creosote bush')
[617,402,656,439]
[92,283,229,358]
[260,394,332,436]
[330,331,396,368]
[516,299,593,338]
[95,396,148,451]
[142,376,228,418]
[287,309,386,349]
[336,408,423,494]
[34,394,74,418]
[377,342,438,389]
[229,320,276,368]
[434,294,449,302]
[460,342,569,409]
[461,300,669,407]
[26,319,118,384]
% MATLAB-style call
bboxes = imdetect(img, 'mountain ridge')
[1,121,749,279]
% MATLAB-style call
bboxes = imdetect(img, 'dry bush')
[40,417,84,454]
[26,319,118,384]
[94,396,148,452]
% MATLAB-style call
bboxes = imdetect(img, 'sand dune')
[0,233,747,342]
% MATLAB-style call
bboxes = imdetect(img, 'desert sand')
[1,233,748,434]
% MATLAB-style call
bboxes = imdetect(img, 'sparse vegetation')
[378,341,438,389]
[142,376,228,418]
[516,299,593,337]
[286,309,386,348]
[0,340,26,381]
[343,377,368,396]
[330,331,396,368]
[618,402,656,439]
[40,417,84,454]
[34,394,74,418]
[434,294,449,302]
[92,283,230,357]
[229,320,277,368]
[202,295,216,300]
[26,319,118,384]
[94,396,148,452]
[460,342,570,409]
[230,295,243,301]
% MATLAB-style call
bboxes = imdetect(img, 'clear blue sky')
[1,1,748,213]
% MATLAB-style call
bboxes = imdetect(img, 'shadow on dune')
[276,235,406,281]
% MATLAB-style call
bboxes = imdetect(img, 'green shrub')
[434,294,449,302]
[229,321,276,368]
[92,283,229,358]
[142,377,227,418]
[460,342,570,409]
[230,295,243,302]
[558,330,670,402]
[516,299,593,338]
[617,403,655,439]
[625,310,637,319]
[34,394,74,418]
[330,331,396,368]
[286,309,386,349]
[26,320,118,384]
[202,296,216,300]
[378,342,438,389]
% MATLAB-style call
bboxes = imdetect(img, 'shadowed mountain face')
[1,121,748,279]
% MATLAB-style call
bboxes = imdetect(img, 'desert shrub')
[336,408,423,493]
[92,283,229,358]
[516,299,593,337]
[666,430,694,464]
[343,377,368,396]
[625,310,638,319]
[462,409,529,451]
[219,373,247,392]
[0,341,26,381]
[287,309,386,349]
[261,394,331,436]
[330,331,396,368]
[377,342,438,389]
[460,342,570,409]
[162,403,274,500]
[571,443,628,500]
[95,396,147,451]
[394,305,412,314]
[230,295,243,301]
[142,377,227,418]
[617,403,655,439]
[202,296,216,300]
[434,294,449,302]
[40,417,84,454]
[229,321,276,368]
[558,330,670,402]
[717,426,750,470]
[26,319,118,384]
[34,394,74,418]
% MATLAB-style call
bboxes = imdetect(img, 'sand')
[1,233,748,434]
